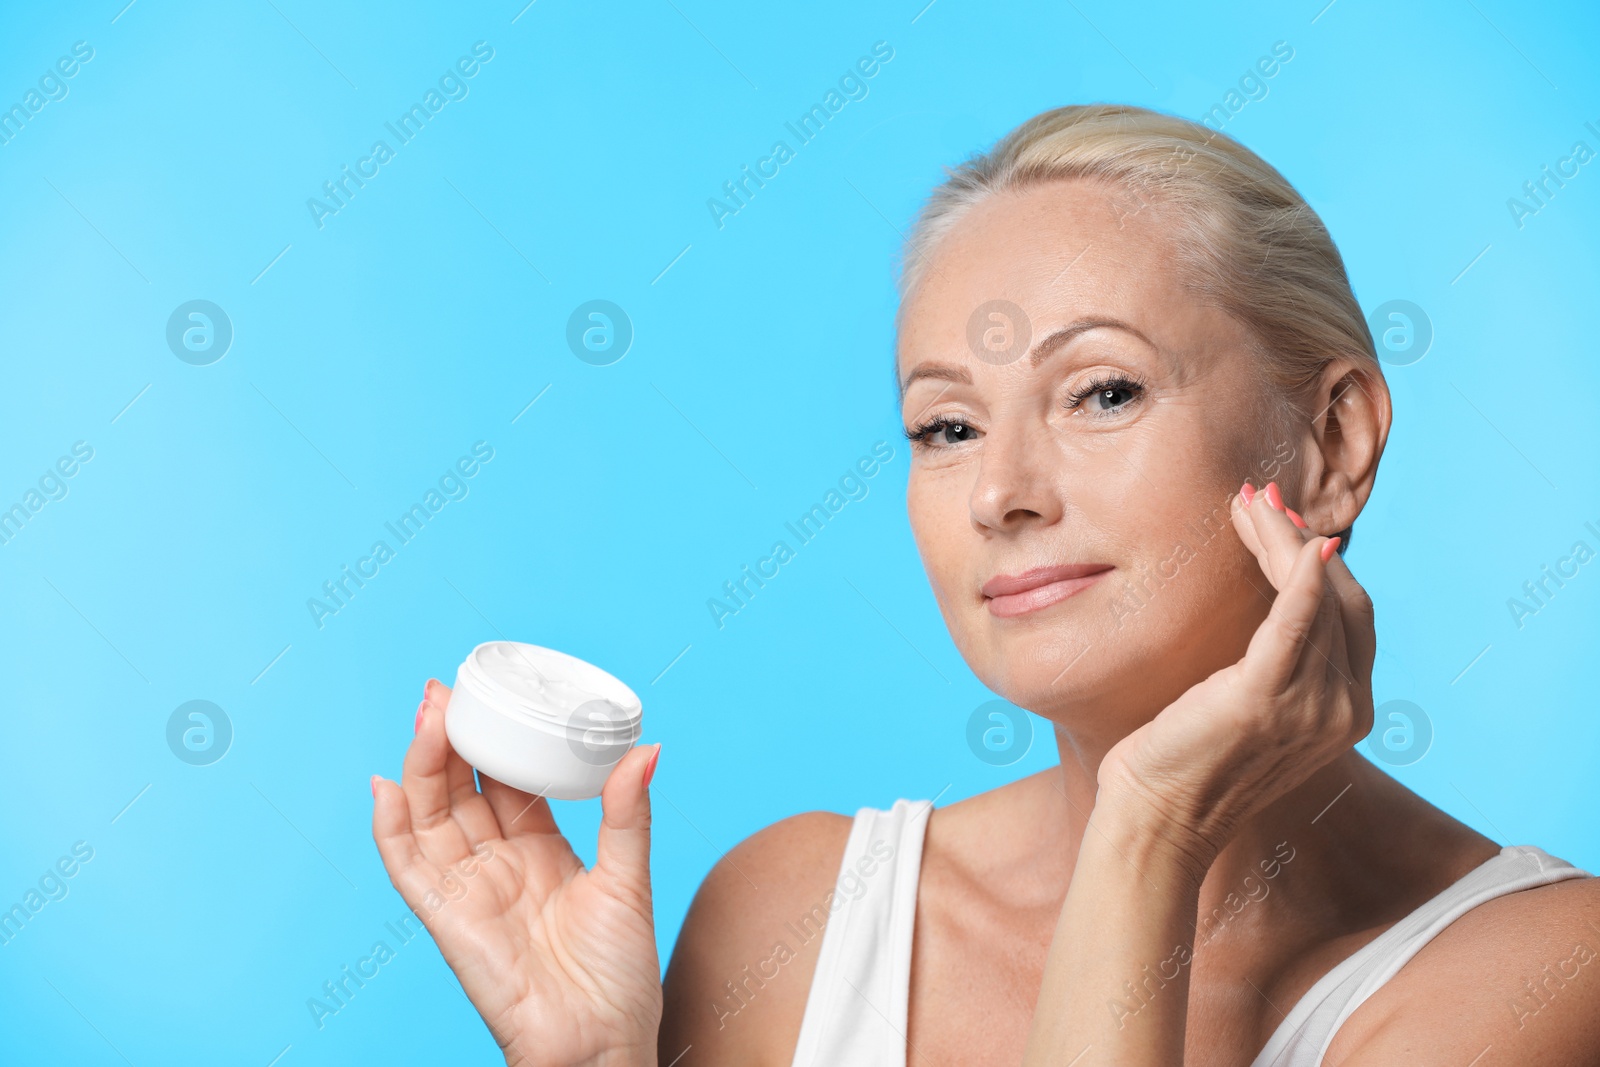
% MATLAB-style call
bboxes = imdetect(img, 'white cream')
[471,643,630,723]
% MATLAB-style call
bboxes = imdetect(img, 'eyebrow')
[898,317,1157,394]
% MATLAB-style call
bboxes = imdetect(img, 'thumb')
[594,742,659,898]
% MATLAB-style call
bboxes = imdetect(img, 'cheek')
[1055,426,1222,564]
[907,475,962,598]
[1097,408,1256,544]
[1098,497,1262,671]
[1088,428,1261,635]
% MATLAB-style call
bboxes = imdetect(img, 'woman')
[370,105,1600,1065]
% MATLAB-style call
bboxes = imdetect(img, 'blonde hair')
[899,103,1380,393]
[898,103,1380,548]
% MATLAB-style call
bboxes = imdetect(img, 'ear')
[1296,359,1391,538]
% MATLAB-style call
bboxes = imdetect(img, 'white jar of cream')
[445,641,643,801]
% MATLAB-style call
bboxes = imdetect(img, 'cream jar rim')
[456,640,642,734]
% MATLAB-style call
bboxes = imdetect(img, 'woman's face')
[898,178,1299,735]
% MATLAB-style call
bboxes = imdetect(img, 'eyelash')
[902,413,972,448]
[903,373,1149,448]
[1066,372,1148,414]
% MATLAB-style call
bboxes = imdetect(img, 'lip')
[982,563,1113,618]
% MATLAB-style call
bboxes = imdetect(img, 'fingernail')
[414,700,426,735]
[1239,482,1255,505]
[642,743,661,789]
[1264,482,1284,511]
[370,774,380,798]
[1320,536,1341,562]
[1285,507,1307,529]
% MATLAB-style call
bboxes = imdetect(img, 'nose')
[968,421,1063,534]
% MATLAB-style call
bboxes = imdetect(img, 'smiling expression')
[897,178,1299,729]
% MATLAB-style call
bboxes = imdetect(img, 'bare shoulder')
[659,809,855,1067]
[1329,871,1600,1066]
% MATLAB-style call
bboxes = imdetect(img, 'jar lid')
[457,641,642,734]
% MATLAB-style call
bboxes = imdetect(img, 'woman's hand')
[371,679,663,1067]
[1023,480,1377,1065]
[1096,479,1377,877]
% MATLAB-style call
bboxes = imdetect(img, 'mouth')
[982,563,1114,618]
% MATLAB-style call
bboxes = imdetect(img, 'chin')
[959,590,1122,709]
[972,580,1241,722]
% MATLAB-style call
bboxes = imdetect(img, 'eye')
[1066,374,1146,417]
[904,415,980,449]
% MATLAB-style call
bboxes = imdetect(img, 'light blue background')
[2,0,1597,1063]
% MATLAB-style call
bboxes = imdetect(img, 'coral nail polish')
[414,700,426,735]
[1285,507,1308,529]
[642,743,661,788]
[1264,482,1285,511]
[370,774,380,797]
[1320,536,1341,562]
[1240,482,1255,505]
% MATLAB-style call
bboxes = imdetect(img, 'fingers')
[1321,546,1377,685]
[1229,488,1267,564]
[402,683,497,863]
[422,680,505,848]
[1317,589,1352,688]
[371,775,442,905]
[1243,534,1337,691]
[421,680,477,807]
[401,692,461,838]
[1294,564,1344,687]
[593,742,660,900]
[1241,479,1377,688]
[1244,482,1311,590]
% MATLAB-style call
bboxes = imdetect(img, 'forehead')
[895,178,1207,380]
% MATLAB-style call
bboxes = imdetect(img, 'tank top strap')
[1251,844,1593,1066]
[789,798,933,1067]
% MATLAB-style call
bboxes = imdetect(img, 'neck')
[1042,728,1416,943]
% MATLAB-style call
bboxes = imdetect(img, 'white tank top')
[789,799,1591,1066]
